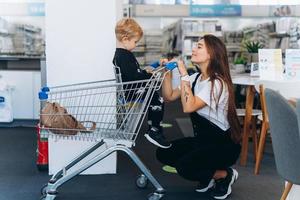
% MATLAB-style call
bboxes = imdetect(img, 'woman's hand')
[177,59,188,76]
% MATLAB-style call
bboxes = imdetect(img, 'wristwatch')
[180,74,190,82]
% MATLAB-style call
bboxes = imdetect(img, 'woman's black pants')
[156,117,241,185]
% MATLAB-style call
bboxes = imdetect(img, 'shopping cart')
[39,65,173,200]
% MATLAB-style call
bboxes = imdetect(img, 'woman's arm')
[162,70,181,102]
[177,61,206,113]
[180,80,206,113]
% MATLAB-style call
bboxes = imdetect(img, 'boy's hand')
[144,66,154,73]
[160,58,169,66]
[288,98,297,107]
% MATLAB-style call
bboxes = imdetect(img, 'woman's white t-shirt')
[179,73,230,131]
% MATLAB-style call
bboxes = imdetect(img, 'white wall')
[46,0,116,86]
[45,0,120,175]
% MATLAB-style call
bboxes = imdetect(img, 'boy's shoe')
[195,179,215,193]
[144,127,171,148]
[210,168,238,200]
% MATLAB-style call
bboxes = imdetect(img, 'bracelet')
[181,74,190,82]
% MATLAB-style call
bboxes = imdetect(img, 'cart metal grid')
[39,66,168,200]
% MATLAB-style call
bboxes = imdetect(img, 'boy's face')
[122,36,140,51]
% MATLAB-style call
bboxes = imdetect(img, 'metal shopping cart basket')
[38,66,171,200]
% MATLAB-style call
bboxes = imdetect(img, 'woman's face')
[191,39,210,65]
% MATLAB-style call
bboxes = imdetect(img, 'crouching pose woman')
[157,35,241,199]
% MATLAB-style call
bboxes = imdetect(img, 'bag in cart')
[40,102,96,135]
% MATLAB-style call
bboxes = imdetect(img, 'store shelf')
[183,52,192,56]
[225,43,246,53]
[0,30,13,36]
[0,55,43,60]
[184,31,223,38]
[226,49,246,53]
[132,49,146,53]
[269,32,290,38]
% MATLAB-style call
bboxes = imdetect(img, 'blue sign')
[28,3,45,16]
[190,5,241,17]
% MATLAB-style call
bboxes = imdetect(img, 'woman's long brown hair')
[202,34,241,144]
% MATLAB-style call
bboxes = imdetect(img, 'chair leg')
[280,181,293,200]
[251,117,258,161]
[254,121,268,175]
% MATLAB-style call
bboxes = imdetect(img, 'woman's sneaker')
[162,165,177,173]
[195,179,215,192]
[210,168,238,199]
[144,127,171,148]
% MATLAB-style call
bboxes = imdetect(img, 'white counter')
[287,184,300,200]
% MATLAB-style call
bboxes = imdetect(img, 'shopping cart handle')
[39,91,48,100]
[165,62,178,70]
[150,61,160,68]
[41,87,50,92]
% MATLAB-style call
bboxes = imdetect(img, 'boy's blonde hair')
[115,18,143,41]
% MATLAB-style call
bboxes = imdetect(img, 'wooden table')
[232,73,260,166]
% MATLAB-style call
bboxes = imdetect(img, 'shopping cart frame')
[39,66,169,200]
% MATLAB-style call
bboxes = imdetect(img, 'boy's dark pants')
[148,91,164,129]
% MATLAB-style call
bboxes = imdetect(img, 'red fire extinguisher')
[36,124,48,171]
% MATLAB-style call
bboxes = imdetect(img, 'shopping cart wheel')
[136,174,148,189]
[40,184,48,195]
[147,192,164,200]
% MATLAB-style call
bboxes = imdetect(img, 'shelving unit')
[133,30,163,68]
[133,36,146,67]
[130,4,300,18]
[132,4,300,70]
[0,66,41,119]
[289,22,300,49]
[0,17,45,57]
[269,31,290,38]
[223,30,245,66]
[144,30,163,66]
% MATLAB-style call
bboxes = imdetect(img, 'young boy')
[113,18,171,148]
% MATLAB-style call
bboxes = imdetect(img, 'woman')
[157,35,241,200]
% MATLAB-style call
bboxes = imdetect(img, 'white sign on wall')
[285,49,300,80]
[259,49,283,80]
